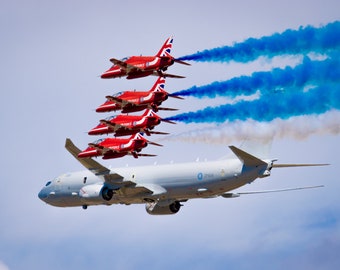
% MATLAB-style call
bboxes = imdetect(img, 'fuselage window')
[83,177,87,184]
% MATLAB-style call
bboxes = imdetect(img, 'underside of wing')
[116,184,153,198]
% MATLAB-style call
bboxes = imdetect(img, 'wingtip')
[65,138,72,148]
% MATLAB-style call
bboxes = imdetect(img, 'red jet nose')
[88,129,108,135]
[96,101,116,113]
[88,124,110,135]
[100,72,112,79]
[88,129,97,136]
[96,106,106,113]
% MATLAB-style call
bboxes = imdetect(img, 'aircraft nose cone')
[96,105,109,113]
[38,189,48,202]
[101,72,111,79]
[88,129,96,135]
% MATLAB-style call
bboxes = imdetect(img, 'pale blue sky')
[0,1,339,269]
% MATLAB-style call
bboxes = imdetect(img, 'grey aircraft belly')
[38,139,326,215]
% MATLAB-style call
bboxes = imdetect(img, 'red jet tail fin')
[156,36,173,57]
[150,76,166,92]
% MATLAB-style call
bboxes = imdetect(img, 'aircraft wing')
[105,95,139,107]
[106,95,123,104]
[65,138,162,199]
[65,138,124,185]
[110,57,144,73]
[100,119,128,132]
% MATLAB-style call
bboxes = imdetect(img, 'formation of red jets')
[78,37,189,160]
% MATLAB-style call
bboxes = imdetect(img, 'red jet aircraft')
[96,77,183,113]
[100,37,190,79]
[78,133,162,160]
[89,109,175,137]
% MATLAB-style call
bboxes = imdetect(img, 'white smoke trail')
[163,110,340,145]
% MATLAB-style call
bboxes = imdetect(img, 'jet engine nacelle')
[145,201,181,215]
[79,184,114,202]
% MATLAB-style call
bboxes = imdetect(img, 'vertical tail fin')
[229,145,271,178]
[143,109,156,117]
[150,77,166,92]
[229,146,268,167]
[156,37,173,57]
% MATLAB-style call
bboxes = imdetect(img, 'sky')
[0,0,339,269]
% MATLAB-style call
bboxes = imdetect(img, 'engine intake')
[102,186,114,201]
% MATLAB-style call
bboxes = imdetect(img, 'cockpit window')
[120,57,128,61]
[92,138,105,145]
[105,115,116,121]
[45,181,52,187]
[112,91,123,97]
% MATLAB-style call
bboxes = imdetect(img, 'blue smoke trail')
[173,54,340,98]
[165,83,340,124]
[178,21,340,63]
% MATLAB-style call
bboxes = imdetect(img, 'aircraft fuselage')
[101,56,173,79]
[38,158,267,208]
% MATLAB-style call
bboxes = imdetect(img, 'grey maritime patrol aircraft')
[38,139,326,215]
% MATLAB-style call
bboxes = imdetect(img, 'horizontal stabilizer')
[229,145,267,167]
[136,153,157,157]
[147,141,163,147]
[149,131,169,135]
[174,59,191,66]
[127,152,157,158]
[153,70,185,79]
[168,94,184,100]
[157,107,178,111]
[273,163,330,168]
[161,119,176,124]
[221,185,324,198]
